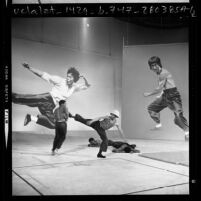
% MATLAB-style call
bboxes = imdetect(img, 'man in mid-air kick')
[12,63,90,129]
[143,56,189,140]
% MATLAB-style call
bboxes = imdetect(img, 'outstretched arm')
[75,76,91,92]
[22,63,44,78]
[143,77,167,97]
[143,87,163,97]
[22,63,63,85]
[80,76,91,87]
[63,105,69,120]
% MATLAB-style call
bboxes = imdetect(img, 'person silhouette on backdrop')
[12,63,90,129]
[143,56,189,141]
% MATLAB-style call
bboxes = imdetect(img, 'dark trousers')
[52,122,67,151]
[147,87,189,132]
[75,114,108,152]
[109,141,129,149]
[12,92,56,129]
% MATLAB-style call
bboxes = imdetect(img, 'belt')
[56,119,66,123]
[163,87,177,93]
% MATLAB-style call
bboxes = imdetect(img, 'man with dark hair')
[88,137,140,153]
[52,100,68,155]
[12,63,90,129]
[70,110,124,158]
[88,137,100,147]
[143,56,189,140]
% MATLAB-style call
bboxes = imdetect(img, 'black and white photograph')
[11,0,190,4]
[1,0,199,199]
[11,17,190,195]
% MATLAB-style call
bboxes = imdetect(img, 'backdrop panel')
[122,43,189,140]
[12,38,116,133]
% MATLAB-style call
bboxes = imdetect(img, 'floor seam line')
[13,157,123,169]
[119,157,189,177]
[12,169,44,196]
[13,156,189,177]
[124,182,189,195]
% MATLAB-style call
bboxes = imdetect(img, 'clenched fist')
[22,63,30,69]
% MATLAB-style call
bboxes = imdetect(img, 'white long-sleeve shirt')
[41,72,84,105]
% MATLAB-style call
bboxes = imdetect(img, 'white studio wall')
[12,18,189,140]
[122,43,189,141]
[12,18,124,134]
[12,38,119,133]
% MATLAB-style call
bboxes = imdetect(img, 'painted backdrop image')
[12,17,189,195]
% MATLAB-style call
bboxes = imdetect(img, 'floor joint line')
[13,157,123,169]
[124,182,189,195]
[119,158,189,177]
[12,170,44,196]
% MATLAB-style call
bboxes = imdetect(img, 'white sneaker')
[150,123,162,131]
[155,123,162,128]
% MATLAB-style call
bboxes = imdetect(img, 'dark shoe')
[24,114,31,126]
[74,114,84,122]
[68,113,74,118]
[74,114,80,121]
[97,153,106,158]
[74,114,91,125]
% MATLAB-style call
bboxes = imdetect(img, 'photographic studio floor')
[12,131,189,195]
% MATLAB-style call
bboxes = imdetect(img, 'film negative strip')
[1,0,199,199]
